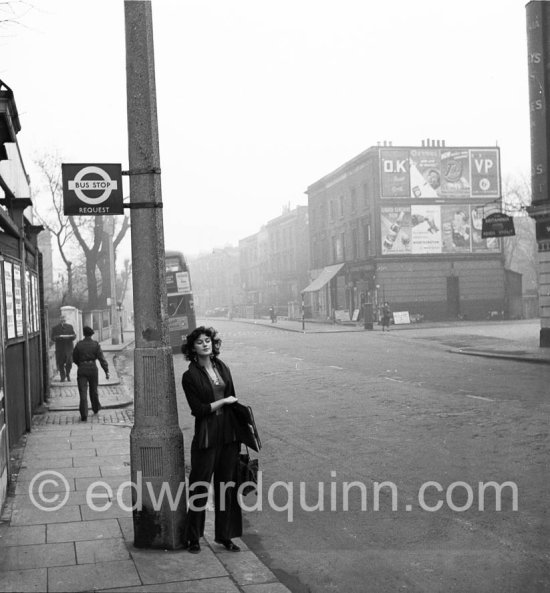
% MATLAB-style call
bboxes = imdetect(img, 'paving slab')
[129,546,228,585]
[0,541,75,570]
[105,577,241,593]
[73,453,129,467]
[48,559,141,592]
[0,568,47,593]
[19,457,75,470]
[47,518,122,543]
[75,536,131,564]
[75,475,129,492]
[15,477,76,496]
[10,505,82,527]
[17,466,101,481]
[80,502,132,522]
[0,524,46,546]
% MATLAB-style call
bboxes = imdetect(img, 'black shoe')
[94,405,102,415]
[67,376,71,382]
[81,417,87,422]
[188,540,200,553]
[215,538,241,552]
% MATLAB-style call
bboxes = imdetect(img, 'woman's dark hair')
[181,326,222,360]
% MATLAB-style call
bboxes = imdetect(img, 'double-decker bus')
[165,250,196,352]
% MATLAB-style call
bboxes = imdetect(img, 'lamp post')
[125,0,185,549]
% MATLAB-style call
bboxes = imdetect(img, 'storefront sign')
[481,213,515,238]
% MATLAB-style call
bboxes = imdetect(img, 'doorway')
[446,276,460,318]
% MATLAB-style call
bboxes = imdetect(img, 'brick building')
[190,246,242,315]
[305,141,517,322]
[239,206,310,313]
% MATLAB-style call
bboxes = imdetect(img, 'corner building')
[306,142,515,321]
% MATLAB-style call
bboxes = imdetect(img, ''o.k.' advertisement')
[380,147,500,199]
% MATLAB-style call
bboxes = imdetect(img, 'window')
[363,223,371,257]
[362,182,369,206]
[330,200,335,220]
[339,195,344,217]
[352,228,358,260]
[351,188,357,212]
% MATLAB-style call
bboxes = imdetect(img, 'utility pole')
[526,1,550,347]
[124,0,186,548]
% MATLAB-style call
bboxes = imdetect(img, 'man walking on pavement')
[51,314,76,381]
[72,326,110,422]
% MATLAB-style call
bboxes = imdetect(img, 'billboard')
[381,205,499,255]
[380,147,500,199]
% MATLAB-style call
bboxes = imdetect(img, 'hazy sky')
[2,0,531,262]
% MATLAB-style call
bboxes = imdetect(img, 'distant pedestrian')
[72,326,109,422]
[51,315,76,382]
[381,302,392,332]
[269,305,277,323]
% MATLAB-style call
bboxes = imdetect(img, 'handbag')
[239,446,259,496]
[230,403,262,452]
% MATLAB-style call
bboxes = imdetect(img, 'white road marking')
[465,394,494,402]
[328,365,343,370]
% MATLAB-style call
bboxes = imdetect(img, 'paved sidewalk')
[1,338,290,592]
[231,316,550,365]
[0,417,289,592]
[47,339,134,413]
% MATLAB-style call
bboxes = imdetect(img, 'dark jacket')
[181,358,236,449]
[51,323,76,353]
[72,338,109,374]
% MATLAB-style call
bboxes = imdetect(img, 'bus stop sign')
[62,163,124,215]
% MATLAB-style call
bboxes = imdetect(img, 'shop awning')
[302,263,345,293]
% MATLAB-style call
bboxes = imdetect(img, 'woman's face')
[193,334,212,358]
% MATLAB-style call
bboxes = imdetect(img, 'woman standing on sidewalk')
[181,326,242,554]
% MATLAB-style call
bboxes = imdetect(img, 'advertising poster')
[411,205,442,254]
[470,149,500,197]
[26,271,32,333]
[470,206,500,253]
[441,205,471,253]
[380,149,410,198]
[409,149,441,198]
[14,265,23,336]
[3,263,15,339]
[440,149,470,196]
[31,274,38,333]
[380,206,412,254]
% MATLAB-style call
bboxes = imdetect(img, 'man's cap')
[83,326,95,337]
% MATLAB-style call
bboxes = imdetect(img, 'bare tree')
[32,152,77,301]
[0,1,34,30]
[502,173,538,293]
[69,214,130,308]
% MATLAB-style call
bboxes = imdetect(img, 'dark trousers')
[77,365,100,420]
[56,349,73,380]
[185,441,242,542]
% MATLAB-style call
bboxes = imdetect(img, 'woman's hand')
[210,395,238,413]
